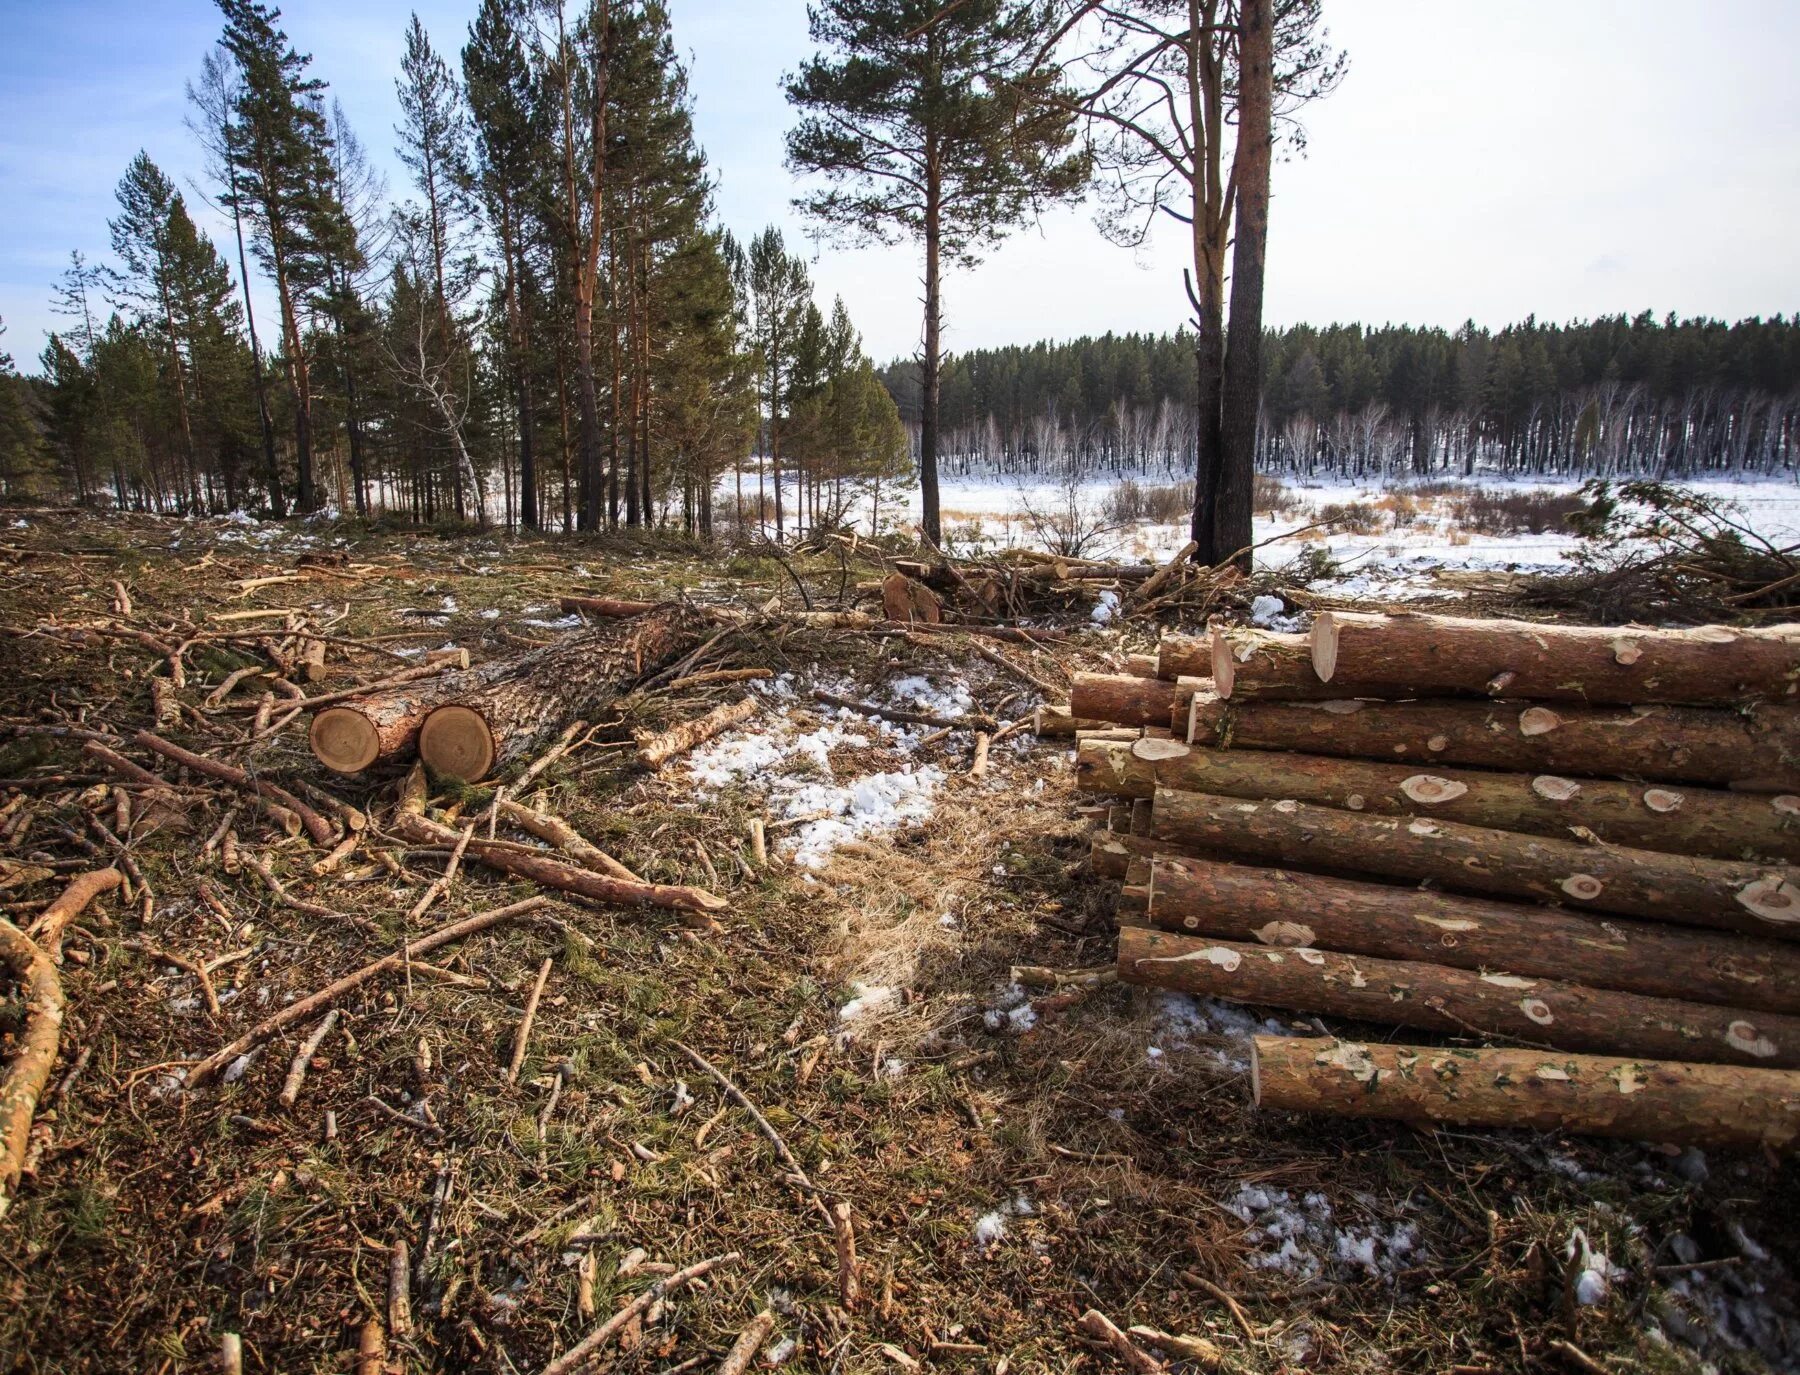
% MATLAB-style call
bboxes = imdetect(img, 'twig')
[186,896,550,1083]
[506,957,554,1085]
[278,1009,340,1108]
[25,868,123,961]
[715,1311,776,1375]
[811,689,997,733]
[132,729,334,845]
[406,822,474,923]
[1078,1310,1163,1373]
[539,1252,742,1375]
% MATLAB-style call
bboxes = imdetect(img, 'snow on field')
[725,468,1800,603]
[681,671,966,869]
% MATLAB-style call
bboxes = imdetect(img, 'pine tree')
[785,0,1087,545]
[746,227,810,537]
[215,0,350,512]
[0,318,47,498]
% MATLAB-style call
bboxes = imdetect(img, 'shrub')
[1317,500,1382,535]
[1254,473,1294,515]
[1450,487,1585,536]
[1104,477,1194,525]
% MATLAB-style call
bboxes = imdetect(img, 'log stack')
[1067,610,1800,1150]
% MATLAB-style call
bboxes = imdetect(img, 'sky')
[2,0,1798,374]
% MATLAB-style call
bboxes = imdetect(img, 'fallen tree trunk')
[634,696,759,770]
[1208,629,1345,701]
[418,607,701,781]
[394,766,724,926]
[1151,788,1800,939]
[1117,927,1800,1067]
[1251,1037,1800,1151]
[1312,611,1800,706]
[559,594,659,619]
[0,919,63,1219]
[1184,694,1800,791]
[310,672,482,775]
[1144,855,1800,1014]
[1070,673,1206,730]
[1076,738,1800,863]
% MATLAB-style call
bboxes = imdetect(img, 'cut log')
[1089,830,1214,880]
[1070,673,1207,730]
[881,572,942,624]
[1209,628,1342,701]
[559,594,659,619]
[394,766,724,925]
[1151,788,1800,940]
[1185,694,1800,790]
[1144,855,1800,1014]
[1076,738,1800,863]
[1124,653,1160,678]
[634,696,759,770]
[1251,1037,1800,1151]
[310,672,477,775]
[1312,611,1800,706]
[418,607,701,781]
[1117,926,1800,1067]
[1034,704,1112,737]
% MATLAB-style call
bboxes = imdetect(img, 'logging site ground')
[2,492,1799,1375]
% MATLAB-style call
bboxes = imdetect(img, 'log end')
[1210,629,1236,699]
[1311,611,1339,683]
[418,705,496,783]
[310,707,381,775]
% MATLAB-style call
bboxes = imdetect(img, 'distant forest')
[878,313,1800,484]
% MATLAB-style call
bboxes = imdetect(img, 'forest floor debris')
[0,510,1795,1373]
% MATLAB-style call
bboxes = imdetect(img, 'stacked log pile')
[1066,611,1800,1151]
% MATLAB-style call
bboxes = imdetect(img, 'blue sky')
[3,0,1799,373]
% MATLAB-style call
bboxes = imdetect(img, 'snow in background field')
[722,468,1800,603]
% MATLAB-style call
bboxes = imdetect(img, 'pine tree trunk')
[1250,1037,1800,1151]
[1143,853,1800,1014]
[310,672,483,775]
[1201,627,1344,699]
[1075,738,1800,863]
[417,606,700,781]
[1185,693,1800,790]
[919,143,943,546]
[1150,787,1800,938]
[1311,611,1800,706]
[1118,926,1800,1068]
[1213,0,1272,570]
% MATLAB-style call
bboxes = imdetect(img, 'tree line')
[0,0,906,537]
[877,312,1800,485]
[1,0,1337,570]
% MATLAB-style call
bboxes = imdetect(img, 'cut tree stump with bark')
[634,696,759,770]
[1117,926,1800,1067]
[1184,694,1800,791]
[1070,673,1207,731]
[1151,788,1800,939]
[0,919,63,1219]
[1252,1036,1800,1151]
[1143,854,1800,1014]
[1076,737,1800,863]
[881,572,942,624]
[1312,611,1800,706]
[418,607,702,781]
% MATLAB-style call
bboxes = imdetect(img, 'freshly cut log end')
[1251,1036,1800,1152]
[1311,612,1340,684]
[310,707,382,775]
[419,704,496,783]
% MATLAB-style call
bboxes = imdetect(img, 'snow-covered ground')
[725,469,1800,603]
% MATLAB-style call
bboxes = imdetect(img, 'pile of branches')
[1524,480,1800,622]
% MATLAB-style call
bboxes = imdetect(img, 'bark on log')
[1089,831,1215,880]
[634,696,759,769]
[1117,926,1800,1067]
[1076,738,1800,863]
[418,607,701,781]
[1151,788,1800,939]
[0,919,62,1219]
[1185,694,1800,790]
[1251,1036,1800,1151]
[1034,704,1112,737]
[1312,611,1800,706]
[559,594,659,619]
[1071,673,1207,730]
[1209,628,1343,701]
[1145,854,1800,1014]
[394,766,724,925]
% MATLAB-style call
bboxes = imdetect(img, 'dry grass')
[0,510,1794,1374]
